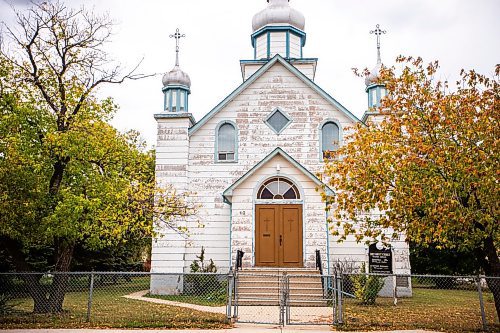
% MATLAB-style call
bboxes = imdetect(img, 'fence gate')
[286,274,339,325]
[230,272,284,324]
[229,271,342,325]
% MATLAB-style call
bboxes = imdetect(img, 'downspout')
[325,202,331,276]
[223,195,233,271]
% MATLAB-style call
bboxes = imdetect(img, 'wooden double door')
[255,204,303,267]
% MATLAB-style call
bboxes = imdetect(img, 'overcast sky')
[1,0,499,146]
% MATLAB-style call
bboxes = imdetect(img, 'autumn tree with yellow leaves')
[322,57,499,316]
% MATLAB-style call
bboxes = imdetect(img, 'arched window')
[257,177,300,200]
[321,121,340,158]
[216,122,237,162]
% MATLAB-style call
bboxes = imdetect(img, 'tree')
[0,1,194,313]
[409,242,481,276]
[321,57,499,317]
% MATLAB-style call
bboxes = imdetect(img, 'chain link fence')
[0,272,228,329]
[339,273,499,332]
[0,271,499,331]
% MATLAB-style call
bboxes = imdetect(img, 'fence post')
[476,275,488,331]
[86,272,95,323]
[337,272,344,325]
[332,272,337,325]
[393,274,398,306]
[233,273,238,319]
[226,271,233,321]
[279,272,287,326]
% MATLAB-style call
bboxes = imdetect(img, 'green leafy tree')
[321,57,499,317]
[0,1,194,313]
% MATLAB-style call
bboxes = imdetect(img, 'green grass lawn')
[0,276,230,329]
[337,287,499,332]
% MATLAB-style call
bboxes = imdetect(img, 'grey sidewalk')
[0,326,441,333]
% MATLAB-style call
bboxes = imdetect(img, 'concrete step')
[237,286,324,295]
[234,268,326,306]
[236,299,329,307]
[237,282,323,290]
[239,268,320,276]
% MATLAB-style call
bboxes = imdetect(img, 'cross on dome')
[370,24,386,64]
[162,27,191,90]
[169,28,186,67]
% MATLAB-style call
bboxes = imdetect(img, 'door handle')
[280,235,282,246]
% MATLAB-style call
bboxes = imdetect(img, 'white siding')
[293,63,315,81]
[152,117,191,270]
[269,32,286,58]
[242,64,264,81]
[290,34,301,58]
[256,34,268,59]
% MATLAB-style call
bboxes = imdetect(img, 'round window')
[257,177,300,200]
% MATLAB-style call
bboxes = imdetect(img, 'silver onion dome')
[252,0,305,32]
[365,61,382,87]
[162,65,191,88]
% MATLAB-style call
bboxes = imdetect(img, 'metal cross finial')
[169,28,186,66]
[370,24,386,64]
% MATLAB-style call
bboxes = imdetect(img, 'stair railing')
[315,249,323,275]
[235,250,244,271]
[315,249,326,295]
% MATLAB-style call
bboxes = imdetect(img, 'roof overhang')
[222,147,333,203]
[189,54,360,135]
[154,112,196,126]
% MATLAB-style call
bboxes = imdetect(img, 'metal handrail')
[235,250,244,271]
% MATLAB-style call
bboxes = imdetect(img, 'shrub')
[185,247,222,296]
[352,263,384,305]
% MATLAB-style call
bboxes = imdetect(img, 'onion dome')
[162,65,191,88]
[365,61,382,87]
[252,0,305,32]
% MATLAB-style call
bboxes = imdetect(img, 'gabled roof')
[189,54,360,135]
[223,147,333,203]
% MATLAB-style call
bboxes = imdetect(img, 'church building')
[151,0,411,293]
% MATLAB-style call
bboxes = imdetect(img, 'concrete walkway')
[124,290,335,324]
[123,290,226,314]
[0,328,441,333]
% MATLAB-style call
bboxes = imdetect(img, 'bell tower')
[152,28,194,285]
[162,28,191,113]
[363,24,388,123]
[241,0,317,81]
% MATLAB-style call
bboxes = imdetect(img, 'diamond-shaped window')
[265,108,292,134]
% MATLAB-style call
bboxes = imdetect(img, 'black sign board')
[368,243,392,274]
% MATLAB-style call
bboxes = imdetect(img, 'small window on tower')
[370,89,377,107]
[179,91,186,111]
[165,91,171,111]
[171,91,178,112]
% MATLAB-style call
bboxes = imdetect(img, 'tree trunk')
[478,236,500,319]
[31,241,75,313]
[48,159,68,196]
